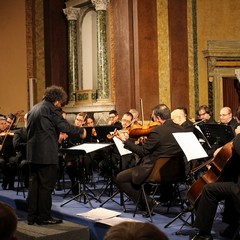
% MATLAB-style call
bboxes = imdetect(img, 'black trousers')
[27,164,57,221]
[194,182,240,233]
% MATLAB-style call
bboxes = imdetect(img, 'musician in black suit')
[192,107,240,240]
[196,105,217,124]
[116,104,185,211]
[27,85,86,225]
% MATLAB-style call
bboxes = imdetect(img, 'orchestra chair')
[133,155,186,222]
[16,160,28,198]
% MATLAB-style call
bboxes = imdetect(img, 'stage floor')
[0,174,227,240]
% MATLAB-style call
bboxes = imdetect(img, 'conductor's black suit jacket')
[27,100,84,165]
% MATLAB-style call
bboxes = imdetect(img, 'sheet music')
[113,137,132,156]
[76,207,121,220]
[69,143,112,153]
[173,132,208,161]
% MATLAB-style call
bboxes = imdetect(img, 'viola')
[128,121,161,138]
[187,141,236,207]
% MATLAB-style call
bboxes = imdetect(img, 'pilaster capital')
[63,7,80,21]
[91,0,110,11]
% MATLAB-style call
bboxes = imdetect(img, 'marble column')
[63,7,80,103]
[92,0,110,102]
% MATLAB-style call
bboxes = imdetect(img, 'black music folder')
[198,123,235,146]
[94,125,121,142]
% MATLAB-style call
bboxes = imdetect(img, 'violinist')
[13,113,29,188]
[0,115,17,190]
[108,110,122,129]
[83,114,100,178]
[116,104,186,215]
[99,112,135,176]
[129,109,141,125]
[6,113,17,130]
[191,106,240,240]
[61,112,87,195]
[85,115,98,142]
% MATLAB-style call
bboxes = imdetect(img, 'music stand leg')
[164,206,194,229]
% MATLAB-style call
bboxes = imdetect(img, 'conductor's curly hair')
[43,85,68,106]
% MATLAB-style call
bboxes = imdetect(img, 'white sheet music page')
[69,143,112,153]
[113,137,132,156]
[172,132,208,161]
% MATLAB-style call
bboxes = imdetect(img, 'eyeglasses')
[76,118,83,122]
[198,112,206,117]
[220,113,230,117]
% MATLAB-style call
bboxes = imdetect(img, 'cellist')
[191,106,240,240]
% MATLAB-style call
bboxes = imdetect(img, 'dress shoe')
[36,217,63,225]
[191,233,213,240]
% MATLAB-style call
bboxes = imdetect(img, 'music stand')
[164,132,209,230]
[95,125,121,142]
[198,123,235,147]
[83,126,93,143]
[99,137,132,211]
[60,143,113,207]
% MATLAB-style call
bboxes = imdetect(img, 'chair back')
[146,155,185,183]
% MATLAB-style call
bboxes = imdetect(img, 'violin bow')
[140,98,144,126]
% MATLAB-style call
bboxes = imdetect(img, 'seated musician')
[171,107,194,132]
[219,106,238,133]
[13,113,29,188]
[99,112,135,176]
[108,110,122,129]
[83,114,100,178]
[192,106,240,240]
[61,112,86,194]
[116,104,186,215]
[0,115,17,190]
[196,105,217,124]
[129,108,141,125]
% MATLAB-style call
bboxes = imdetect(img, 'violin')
[128,121,161,138]
[107,129,129,140]
[0,132,14,137]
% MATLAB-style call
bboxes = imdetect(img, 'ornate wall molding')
[203,40,240,117]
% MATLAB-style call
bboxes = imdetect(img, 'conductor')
[27,85,86,225]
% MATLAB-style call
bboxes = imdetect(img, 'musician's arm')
[233,132,240,156]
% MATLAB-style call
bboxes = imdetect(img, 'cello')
[187,141,237,207]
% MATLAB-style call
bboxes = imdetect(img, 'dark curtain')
[223,77,240,114]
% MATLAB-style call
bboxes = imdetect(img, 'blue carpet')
[0,176,227,240]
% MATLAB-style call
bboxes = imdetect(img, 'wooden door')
[222,77,240,114]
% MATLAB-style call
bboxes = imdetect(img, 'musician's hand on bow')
[116,130,129,142]
[58,132,68,144]
[235,126,240,135]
